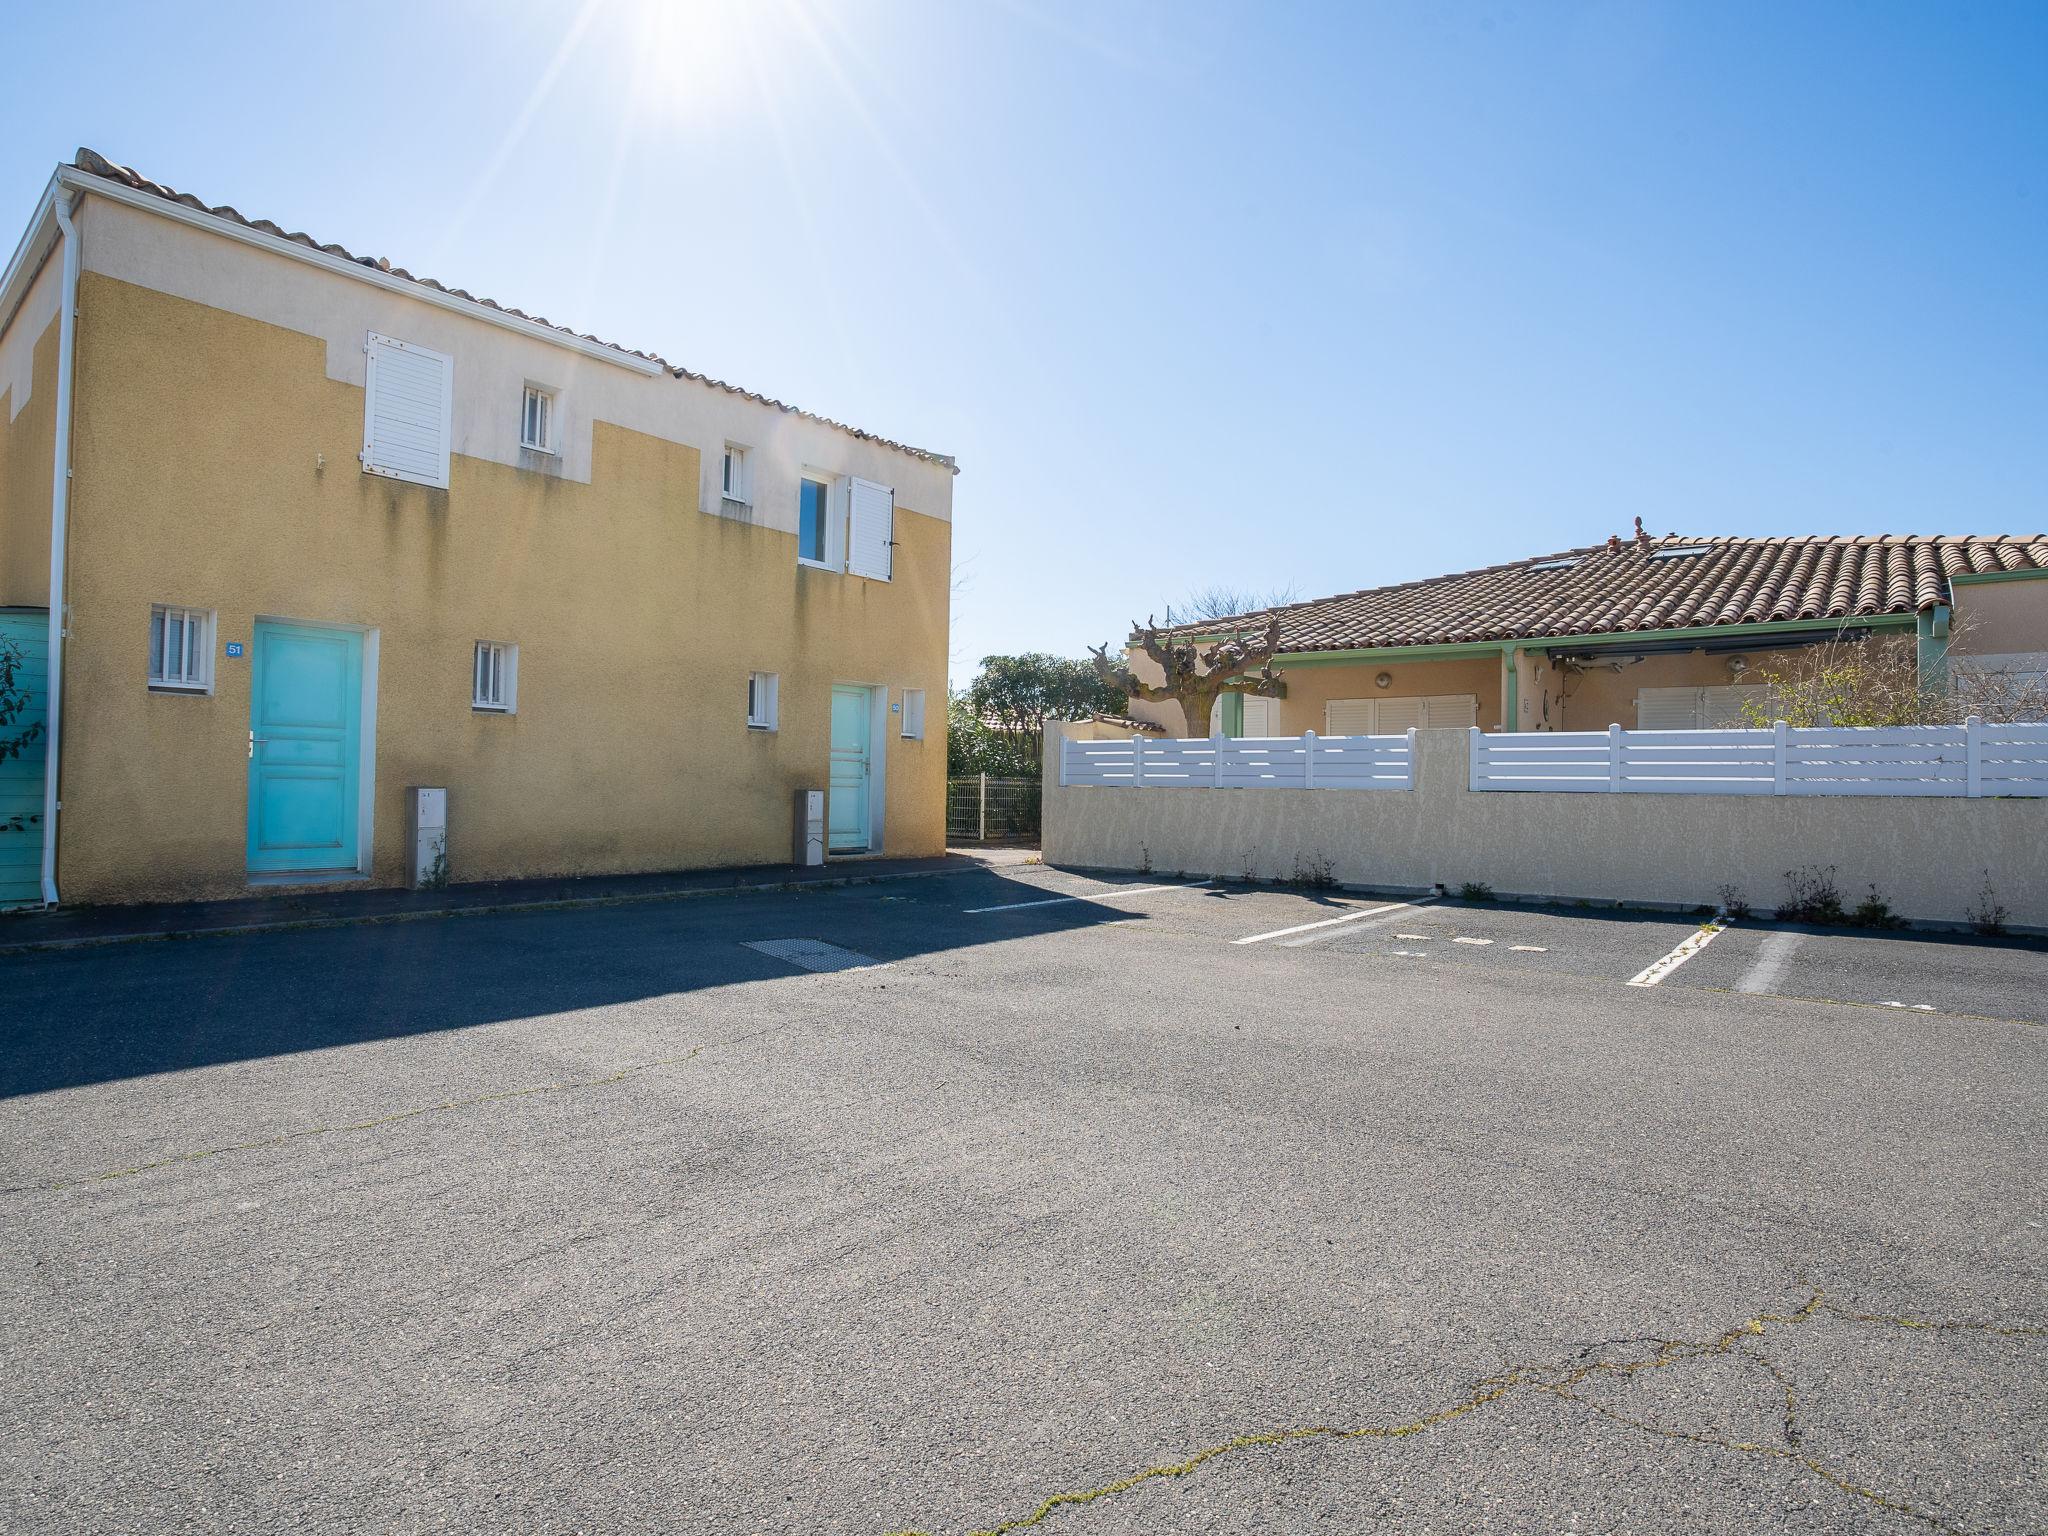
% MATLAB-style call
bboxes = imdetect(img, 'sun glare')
[618,0,786,127]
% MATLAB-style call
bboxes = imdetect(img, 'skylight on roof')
[1649,546,1711,559]
[1528,558,1579,571]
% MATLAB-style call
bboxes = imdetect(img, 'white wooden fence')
[1469,720,2048,797]
[1061,730,1417,791]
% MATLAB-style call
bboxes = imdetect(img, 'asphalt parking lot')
[2,863,2043,1535]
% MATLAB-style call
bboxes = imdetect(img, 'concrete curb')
[0,863,989,957]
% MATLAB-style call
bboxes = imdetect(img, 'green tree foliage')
[948,654,1127,780]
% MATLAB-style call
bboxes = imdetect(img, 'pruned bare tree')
[1089,614,1284,738]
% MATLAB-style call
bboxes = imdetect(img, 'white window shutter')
[362,333,453,489]
[847,477,895,580]
[1699,684,1764,727]
[1636,687,1701,730]
[1373,698,1427,734]
[1241,696,1279,737]
[1420,694,1477,728]
[1325,699,1376,736]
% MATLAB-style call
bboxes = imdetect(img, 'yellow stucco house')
[0,150,956,907]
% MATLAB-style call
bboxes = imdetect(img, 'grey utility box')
[407,787,448,888]
[793,788,825,867]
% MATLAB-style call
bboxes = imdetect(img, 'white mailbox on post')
[793,788,825,868]
[407,787,448,888]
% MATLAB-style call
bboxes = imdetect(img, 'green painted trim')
[1220,691,1244,738]
[1948,568,2048,587]
[1272,643,1503,666]
[1917,605,1951,695]
[1270,614,1916,669]
[1501,644,1520,734]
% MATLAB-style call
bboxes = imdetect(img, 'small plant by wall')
[1967,876,2009,937]
[1289,852,1337,890]
[1457,881,1496,902]
[1776,866,1846,925]
[1849,884,1903,930]
[1715,884,1753,922]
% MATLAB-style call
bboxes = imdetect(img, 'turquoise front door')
[0,609,49,909]
[247,621,364,874]
[828,685,873,852]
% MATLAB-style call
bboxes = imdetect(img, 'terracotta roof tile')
[1169,534,2048,653]
[68,148,956,471]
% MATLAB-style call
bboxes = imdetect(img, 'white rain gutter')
[41,190,79,906]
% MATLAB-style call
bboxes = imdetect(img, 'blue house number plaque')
[224,641,245,658]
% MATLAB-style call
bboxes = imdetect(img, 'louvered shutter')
[1326,699,1376,736]
[1699,684,1766,727]
[1419,694,1476,728]
[847,477,894,580]
[1636,687,1701,730]
[1241,696,1279,737]
[1372,698,1426,734]
[361,333,453,489]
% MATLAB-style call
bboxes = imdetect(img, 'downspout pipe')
[41,191,79,906]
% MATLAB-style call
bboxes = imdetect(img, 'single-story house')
[0,149,956,907]
[1124,529,2048,737]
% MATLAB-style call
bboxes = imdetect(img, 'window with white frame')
[900,688,925,739]
[148,604,213,692]
[722,443,751,504]
[473,641,518,713]
[747,671,780,730]
[521,385,556,453]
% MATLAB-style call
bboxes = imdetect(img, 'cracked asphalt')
[1,864,2043,1535]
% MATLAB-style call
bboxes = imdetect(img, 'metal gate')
[946,775,1040,846]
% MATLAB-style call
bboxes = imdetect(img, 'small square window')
[900,688,925,740]
[474,641,518,713]
[148,604,213,692]
[722,443,751,504]
[747,671,780,730]
[520,385,555,454]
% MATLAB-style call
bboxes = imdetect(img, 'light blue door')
[0,610,49,909]
[247,621,364,874]
[828,685,872,852]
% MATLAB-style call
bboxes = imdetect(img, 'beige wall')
[55,272,950,903]
[1952,578,2048,658]
[1046,724,2048,930]
[1123,652,1505,736]
[0,301,58,609]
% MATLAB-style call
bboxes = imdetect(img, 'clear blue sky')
[5,1,2044,685]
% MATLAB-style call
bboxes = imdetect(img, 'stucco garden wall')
[1044,725,2048,931]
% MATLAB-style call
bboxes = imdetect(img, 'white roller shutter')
[1636,687,1701,729]
[1373,697,1426,733]
[1326,699,1375,735]
[1420,694,1476,728]
[847,477,895,581]
[1700,684,1767,727]
[361,333,453,489]
[1241,696,1280,736]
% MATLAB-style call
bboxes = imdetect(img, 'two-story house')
[0,149,956,907]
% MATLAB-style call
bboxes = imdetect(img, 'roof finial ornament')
[1633,516,1651,548]
[1607,532,1622,553]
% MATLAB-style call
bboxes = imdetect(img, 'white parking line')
[1269,901,1433,950]
[1737,931,1803,994]
[1511,945,1548,953]
[1233,901,1411,946]
[1452,936,1493,946]
[1626,919,1728,987]
[964,881,1211,915]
